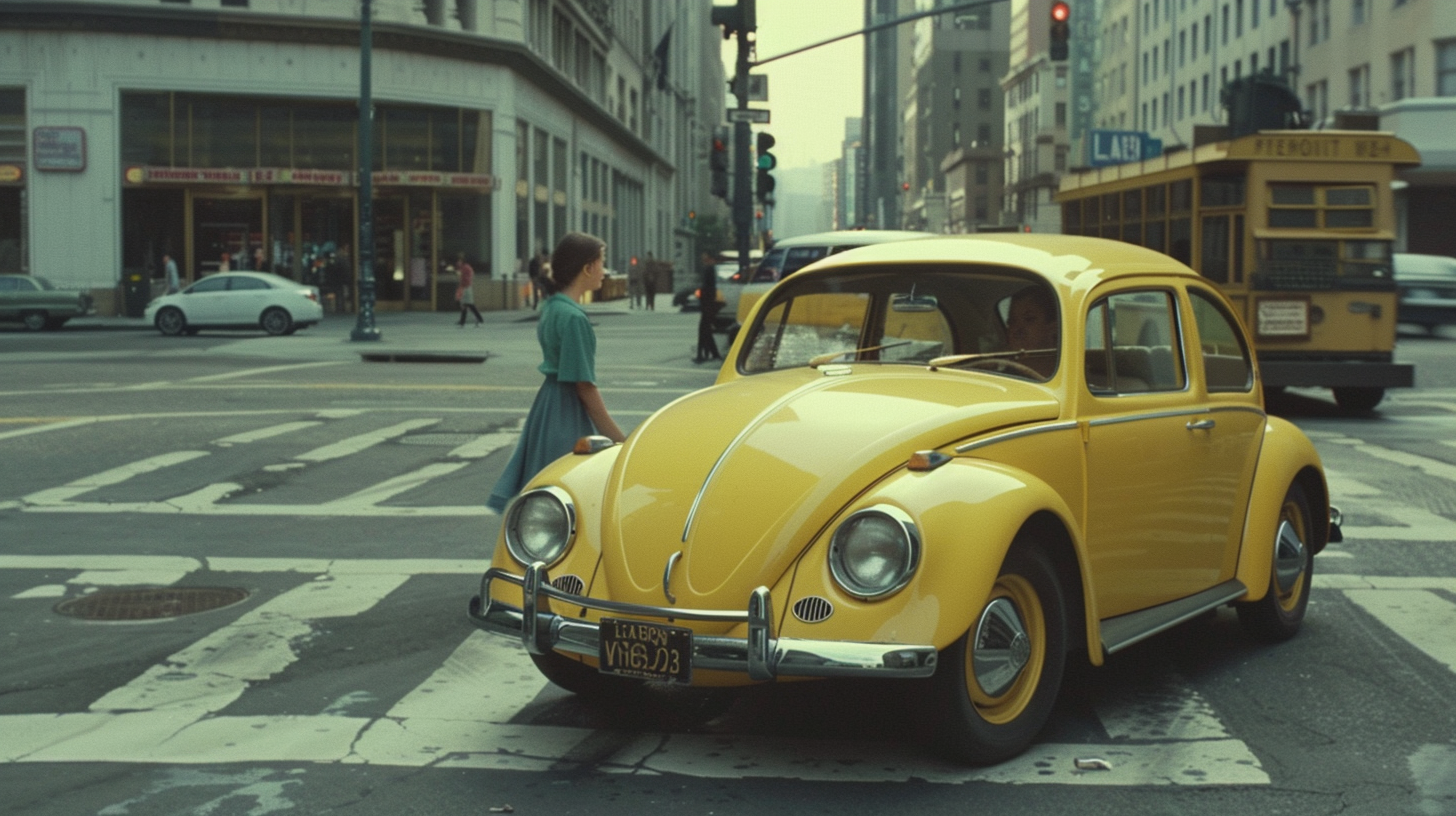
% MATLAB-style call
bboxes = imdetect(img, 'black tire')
[1332,386,1384,413]
[929,540,1068,765]
[261,307,293,336]
[1236,482,1314,643]
[155,307,187,336]
[20,311,47,332]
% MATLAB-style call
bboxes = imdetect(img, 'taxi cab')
[468,234,1337,765]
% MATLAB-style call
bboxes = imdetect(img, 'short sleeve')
[554,311,597,383]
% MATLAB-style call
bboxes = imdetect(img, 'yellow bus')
[1057,129,1420,411]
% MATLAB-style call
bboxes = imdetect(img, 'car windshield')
[739,265,1059,380]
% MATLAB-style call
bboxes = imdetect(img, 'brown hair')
[546,232,605,294]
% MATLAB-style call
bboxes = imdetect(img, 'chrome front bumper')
[467,563,938,682]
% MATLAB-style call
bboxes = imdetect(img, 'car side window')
[1189,290,1253,392]
[229,276,269,291]
[189,276,230,294]
[1084,290,1185,395]
[0,277,17,291]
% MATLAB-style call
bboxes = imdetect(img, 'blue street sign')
[1088,130,1163,167]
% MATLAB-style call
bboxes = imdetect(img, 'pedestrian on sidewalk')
[162,253,180,294]
[643,253,661,311]
[487,232,627,513]
[693,251,722,363]
[455,252,484,327]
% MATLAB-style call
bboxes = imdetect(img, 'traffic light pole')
[731,31,753,278]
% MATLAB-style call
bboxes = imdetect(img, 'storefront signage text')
[33,127,86,172]
[125,166,494,191]
[0,164,23,183]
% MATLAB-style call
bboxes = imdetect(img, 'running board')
[1099,579,1248,655]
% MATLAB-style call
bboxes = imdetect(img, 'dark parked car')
[1394,253,1456,333]
[0,274,95,330]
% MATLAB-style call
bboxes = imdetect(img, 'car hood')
[595,367,1060,617]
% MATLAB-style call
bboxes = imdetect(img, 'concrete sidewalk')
[65,293,702,363]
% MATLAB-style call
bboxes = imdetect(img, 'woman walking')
[487,232,626,513]
[456,253,484,327]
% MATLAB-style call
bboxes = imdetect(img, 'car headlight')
[828,505,920,599]
[503,486,576,566]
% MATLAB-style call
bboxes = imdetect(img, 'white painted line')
[449,425,523,459]
[22,451,210,505]
[214,421,321,445]
[1352,442,1456,486]
[0,418,101,442]
[90,572,409,715]
[294,418,439,462]
[321,462,470,510]
[188,361,348,383]
[1322,467,1382,498]
[1099,683,1230,741]
[386,632,547,722]
[1343,589,1456,674]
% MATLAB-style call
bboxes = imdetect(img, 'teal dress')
[487,293,600,512]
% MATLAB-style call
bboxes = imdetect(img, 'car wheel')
[155,307,187,337]
[1332,386,1384,413]
[930,540,1068,765]
[20,311,47,331]
[1236,481,1314,643]
[261,307,293,336]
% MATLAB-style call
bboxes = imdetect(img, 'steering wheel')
[966,358,1044,379]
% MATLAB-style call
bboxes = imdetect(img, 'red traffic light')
[1051,1,1070,22]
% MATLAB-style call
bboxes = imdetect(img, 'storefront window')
[120,92,173,166]
[293,105,356,170]
[381,106,430,170]
[267,192,297,278]
[260,105,293,167]
[187,96,258,168]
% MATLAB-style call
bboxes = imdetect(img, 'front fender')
[779,457,1084,654]
[1234,416,1329,603]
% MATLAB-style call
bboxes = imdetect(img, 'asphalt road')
[1,308,1454,816]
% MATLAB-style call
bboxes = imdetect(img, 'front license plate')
[599,617,692,684]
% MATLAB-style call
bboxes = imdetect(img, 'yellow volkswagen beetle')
[467,234,1338,765]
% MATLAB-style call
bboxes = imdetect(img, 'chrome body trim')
[1086,404,1266,429]
[662,550,682,605]
[953,421,1079,454]
[1099,579,1248,655]
[468,564,939,680]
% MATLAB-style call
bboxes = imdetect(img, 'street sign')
[1088,129,1163,168]
[727,108,770,124]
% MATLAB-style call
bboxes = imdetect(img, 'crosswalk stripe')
[1342,589,1456,675]
[294,418,439,463]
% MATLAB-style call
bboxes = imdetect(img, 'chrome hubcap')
[973,597,1030,697]
[1274,519,1306,594]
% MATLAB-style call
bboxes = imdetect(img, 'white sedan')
[144,272,324,337]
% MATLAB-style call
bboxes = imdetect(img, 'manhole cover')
[55,587,250,621]
[399,433,481,447]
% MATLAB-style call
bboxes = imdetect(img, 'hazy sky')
[721,1,866,171]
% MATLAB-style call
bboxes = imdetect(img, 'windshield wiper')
[808,340,914,368]
[926,348,1056,369]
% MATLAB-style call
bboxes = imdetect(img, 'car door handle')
[1186,418,1216,431]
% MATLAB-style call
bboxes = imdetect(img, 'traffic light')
[1050,1,1070,62]
[755,131,776,204]
[709,0,756,39]
[709,128,729,201]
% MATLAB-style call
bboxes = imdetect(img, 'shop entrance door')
[193,197,263,276]
[299,196,355,314]
[370,194,437,310]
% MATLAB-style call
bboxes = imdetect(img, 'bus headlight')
[504,486,576,566]
[828,505,920,599]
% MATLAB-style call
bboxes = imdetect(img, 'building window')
[1203,74,1211,111]
[1392,48,1415,100]
[1235,0,1243,37]
[978,88,992,110]
[1350,64,1370,107]
[1177,86,1185,119]
[1191,22,1199,59]
[978,123,992,142]
[1439,42,1456,96]
[979,57,992,72]
[1179,30,1187,66]
[1221,4,1229,45]
[1353,0,1367,25]
[1056,102,1067,126]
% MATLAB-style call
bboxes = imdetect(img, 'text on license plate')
[599,617,692,683]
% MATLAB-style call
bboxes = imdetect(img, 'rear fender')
[1234,416,1329,602]
[779,458,1091,657]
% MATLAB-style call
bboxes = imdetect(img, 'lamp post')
[351,0,381,341]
